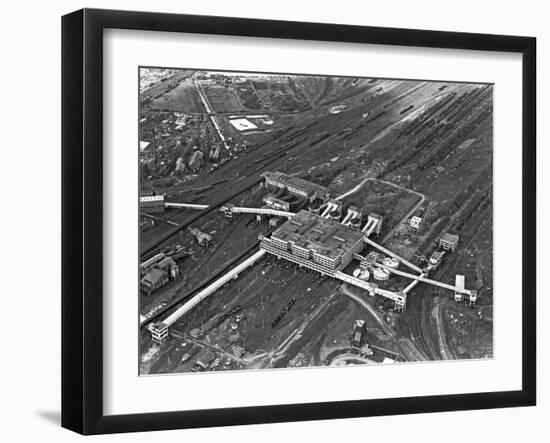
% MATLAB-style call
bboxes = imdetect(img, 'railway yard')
[139,68,493,374]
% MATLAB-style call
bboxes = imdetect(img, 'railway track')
[140,239,263,328]
[140,176,262,258]
[407,194,492,360]
[382,87,492,178]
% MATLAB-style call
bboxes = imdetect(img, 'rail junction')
[144,172,476,343]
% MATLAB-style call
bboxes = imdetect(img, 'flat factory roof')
[142,267,166,285]
[229,118,257,131]
[455,274,465,290]
[271,210,364,260]
[262,171,330,197]
[441,233,459,244]
[139,140,150,152]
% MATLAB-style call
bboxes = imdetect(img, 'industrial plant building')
[140,252,179,295]
[139,195,165,213]
[263,194,290,212]
[260,209,365,275]
[440,233,460,252]
[261,171,331,202]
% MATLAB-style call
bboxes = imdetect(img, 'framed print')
[61,8,536,435]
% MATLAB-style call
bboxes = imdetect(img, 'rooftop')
[364,251,379,264]
[158,256,177,270]
[142,267,166,285]
[440,233,459,244]
[140,252,167,270]
[271,210,364,260]
[262,171,330,197]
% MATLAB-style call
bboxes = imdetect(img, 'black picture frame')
[61,8,537,435]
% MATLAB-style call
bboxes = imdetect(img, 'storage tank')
[359,269,370,281]
[382,257,399,269]
[373,268,390,281]
[352,268,362,278]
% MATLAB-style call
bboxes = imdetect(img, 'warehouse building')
[149,321,169,344]
[440,233,460,252]
[260,210,365,275]
[409,215,422,234]
[360,251,380,270]
[140,253,180,295]
[261,171,331,202]
[263,194,291,212]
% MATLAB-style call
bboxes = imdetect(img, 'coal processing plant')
[145,171,477,364]
[138,69,493,374]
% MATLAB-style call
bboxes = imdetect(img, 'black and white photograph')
[0,0,543,439]
[138,68,494,375]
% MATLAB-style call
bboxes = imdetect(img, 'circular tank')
[382,257,399,269]
[352,268,362,278]
[359,269,370,281]
[373,268,390,281]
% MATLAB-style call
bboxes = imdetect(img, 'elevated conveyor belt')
[140,212,179,226]
[361,218,376,233]
[321,205,332,218]
[334,271,405,303]
[341,212,353,225]
[165,202,209,210]
[223,206,296,218]
[362,219,379,237]
[162,249,266,326]
[374,263,472,295]
[141,176,262,258]
[403,273,425,294]
[363,237,423,273]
